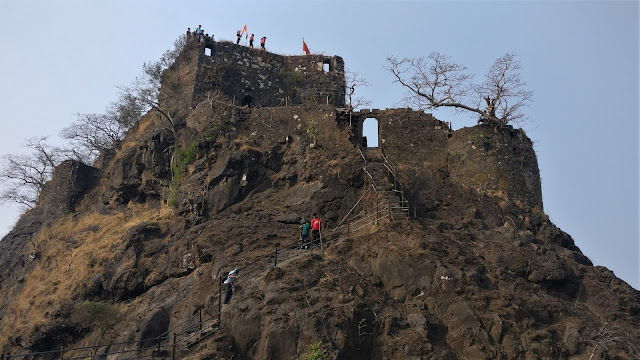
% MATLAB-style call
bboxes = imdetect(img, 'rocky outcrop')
[39,160,99,219]
[0,42,637,360]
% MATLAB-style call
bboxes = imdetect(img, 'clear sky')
[0,1,638,289]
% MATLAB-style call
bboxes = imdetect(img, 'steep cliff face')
[0,42,638,360]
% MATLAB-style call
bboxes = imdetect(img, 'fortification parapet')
[192,40,345,108]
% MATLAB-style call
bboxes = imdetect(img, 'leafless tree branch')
[345,69,371,111]
[386,52,532,126]
[0,137,62,207]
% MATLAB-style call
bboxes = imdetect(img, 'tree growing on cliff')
[345,69,371,111]
[118,35,187,137]
[0,37,186,208]
[345,69,371,126]
[73,300,121,355]
[0,137,61,208]
[60,93,144,163]
[386,52,532,126]
[64,36,185,163]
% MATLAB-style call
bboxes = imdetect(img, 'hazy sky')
[0,1,638,289]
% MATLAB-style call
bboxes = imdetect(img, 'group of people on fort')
[186,25,213,43]
[186,25,267,50]
[236,30,267,50]
[222,213,324,306]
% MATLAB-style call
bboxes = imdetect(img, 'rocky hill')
[0,39,638,360]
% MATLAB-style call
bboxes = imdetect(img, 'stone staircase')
[363,148,409,220]
[231,108,251,123]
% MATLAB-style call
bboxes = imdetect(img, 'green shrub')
[169,141,198,208]
[75,300,120,331]
[305,342,326,360]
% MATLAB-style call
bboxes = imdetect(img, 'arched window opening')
[241,95,254,107]
[362,118,379,147]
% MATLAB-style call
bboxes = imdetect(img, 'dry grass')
[234,136,259,152]
[0,204,172,344]
[112,113,159,164]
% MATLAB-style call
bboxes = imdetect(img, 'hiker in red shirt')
[311,214,322,247]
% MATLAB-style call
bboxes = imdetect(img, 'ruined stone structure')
[164,39,543,211]
[193,39,345,108]
[343,108,543,210]
[4,38,635,360]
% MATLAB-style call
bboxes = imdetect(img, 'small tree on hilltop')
[386,52,532,126]
[345,69,371,126]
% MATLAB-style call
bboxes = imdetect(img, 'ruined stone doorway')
[241,95,254,107]
[362,118,379,147]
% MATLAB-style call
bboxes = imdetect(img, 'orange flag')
[303,39,310,55]
[241,24,247,35]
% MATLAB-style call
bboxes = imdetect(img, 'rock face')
[0,40,638,360]
[39,160,100,219]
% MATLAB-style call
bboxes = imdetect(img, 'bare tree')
[60,93,143,163]
[386,52,532,126]
[0,36,187,208]
[106,92,145,129]
[475,53,532,125]
[117,35,187,136]
[118,61,176,135]
[345,69,371,126]
[0,137,61,208]
[345,69,371,111]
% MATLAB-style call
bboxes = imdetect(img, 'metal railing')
[364,144,410,220]
[1,198,391,360]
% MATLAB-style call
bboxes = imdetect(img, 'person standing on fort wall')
[249,34,254,48]
[186,28,191,41]
[236,30,242,44]
[260,36,266,50]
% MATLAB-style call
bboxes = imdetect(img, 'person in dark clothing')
[223,268,239,304]
[300,218,312,249]
[236,30,242,44]
[186,28,191,41]
[249,34,254,48]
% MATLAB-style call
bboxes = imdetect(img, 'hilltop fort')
[0,38,637,359]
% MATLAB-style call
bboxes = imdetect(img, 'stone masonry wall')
[348,108,543,211]
[193,40,345,108]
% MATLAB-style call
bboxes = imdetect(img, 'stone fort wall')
[164,42,541,211]
[193,40,346,108]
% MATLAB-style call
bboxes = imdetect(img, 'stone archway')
[362,118,379,147]
[241,95,254,107]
